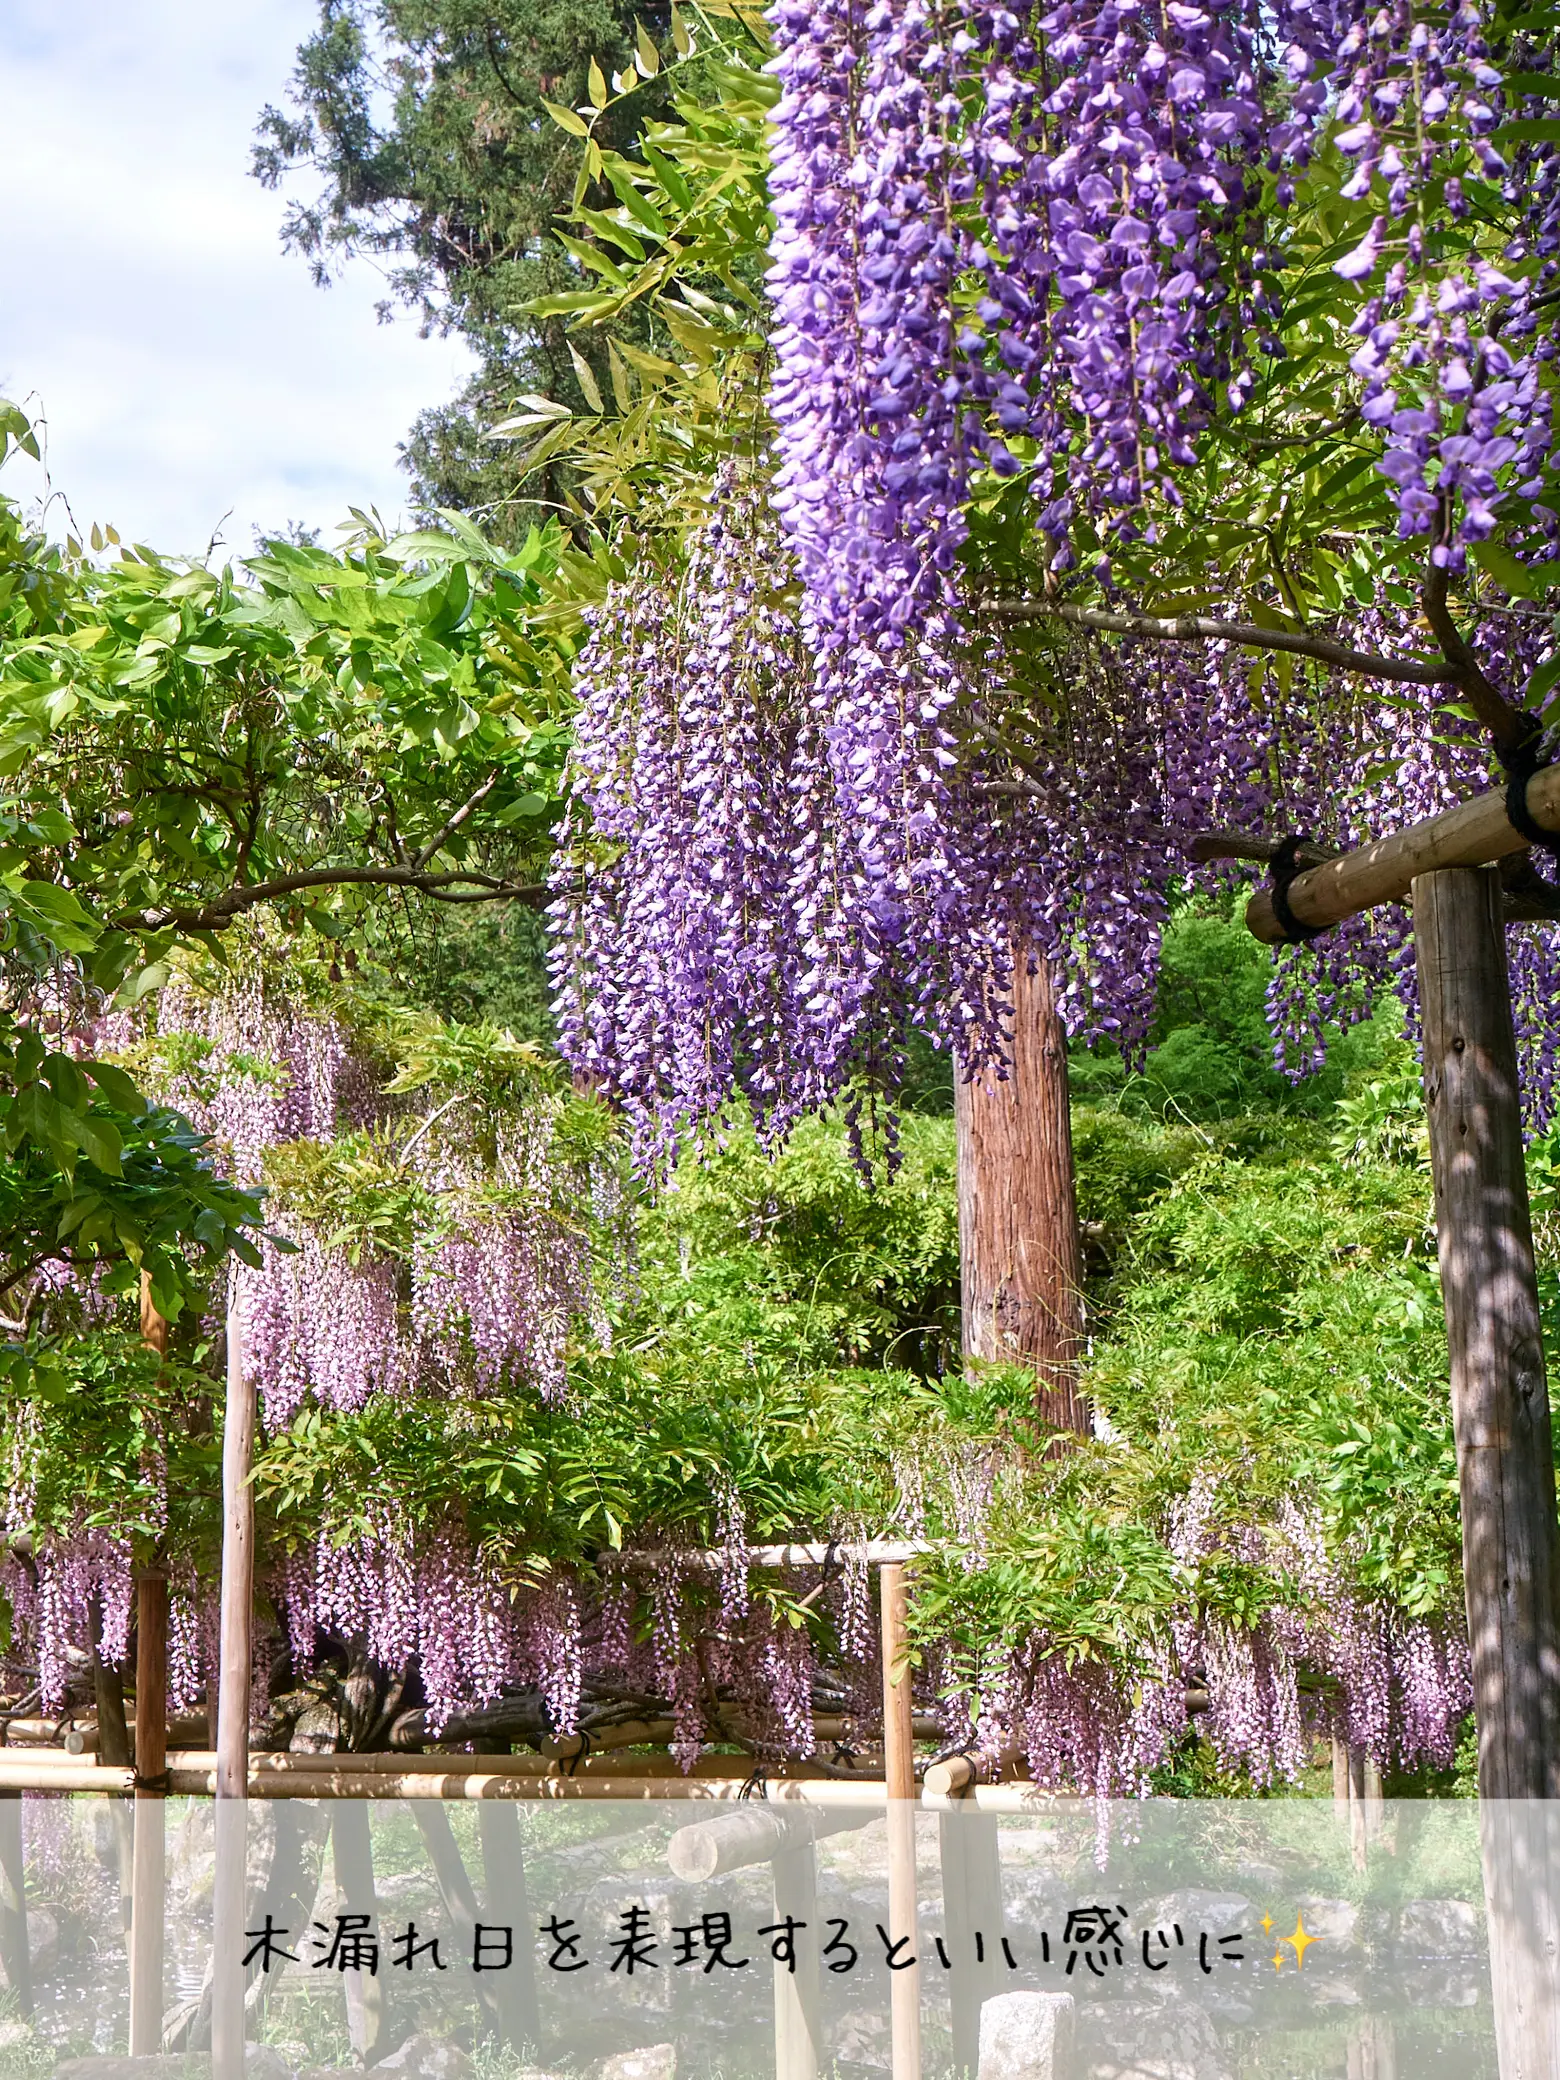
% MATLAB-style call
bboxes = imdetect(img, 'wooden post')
[212,1281,254,2080]
[771,1842,821,2080]
[954,951,1087,1432]
[89,1597,133,1931]
[411,1802,516,2041]
[880,1561,920,2080]
[477,1802,542,2052]
[216,1284,255,1803]
[1413,868,1560,1796]
[938,1805,1002,2074]
[331,1805,389,2063]
[0,1795,31,2017]
[129,1275,170,2057]
[1413,866,1560,2080]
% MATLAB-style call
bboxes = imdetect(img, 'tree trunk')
[954,949,1087,1432]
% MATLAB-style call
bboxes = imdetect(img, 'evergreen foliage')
[252,0,697,525]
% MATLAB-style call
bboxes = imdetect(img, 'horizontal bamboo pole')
[604,1539,935,1571]
[922,1751,1028,1798]
[543,1713,941,1760]
[168,1750,870,1784]
[1246,764,1560,943]
[168,1769,892,1802]
[0,1763,134,1792]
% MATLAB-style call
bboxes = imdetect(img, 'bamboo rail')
[603,1539,934,1570]
[1245,763,1560,943]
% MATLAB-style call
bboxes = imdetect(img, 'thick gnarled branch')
[1422,561,1524,748]
[111,865,549,934]
[988,599,1458,686]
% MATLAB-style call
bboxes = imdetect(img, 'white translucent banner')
[0,1795,1543,2077]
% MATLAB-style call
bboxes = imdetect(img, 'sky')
[0,0,475,559]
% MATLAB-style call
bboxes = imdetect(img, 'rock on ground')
[370,2035,472,2080]
[597,2047,675,2080]
[1078,1987,1234,2080]
[977,1991,1076,2080]
[1397,1897,1483,1956]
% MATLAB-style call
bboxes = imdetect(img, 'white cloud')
[0,0,475,557]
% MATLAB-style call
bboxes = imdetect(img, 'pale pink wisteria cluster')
[0,978,625,1722]
[0,1524,133,1715]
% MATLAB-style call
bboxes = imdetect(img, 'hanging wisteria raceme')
[558,475,1560,1153]
[0,1524,133,1715]
[153,976,380,1186]
[559,0,1560,1157]
[766,0,1558,563]
[951,1487,1475,1797]
[280,1518,588,1733]
[143,981,614,1417]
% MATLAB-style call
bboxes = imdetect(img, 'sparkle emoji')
[1284,1914,1318,1970]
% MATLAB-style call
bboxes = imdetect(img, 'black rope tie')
[558,1725,594,1777]
[738,1762,769,1801]
[1267,834,1328,945]
[1502,712,1560,891]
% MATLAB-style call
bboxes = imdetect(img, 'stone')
[370,2036,471,2080]
[1079,1988,1233,2080]
[830,2011,889,2071]
[597,2048,675,2080]
[1135,1890,1252,1937]
[243,2051,293,2080]
[1293,1896,1360,1950]
[4,1905,60,1981]
[0,2021,32,2052]
[977,1991,1075,2080]
[1397,1897,1483,1956]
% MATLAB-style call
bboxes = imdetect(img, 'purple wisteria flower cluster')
[557,0,1559,1162]
[1309,0,1558,563]
[766,0,1557,566]
[556,482,1560,1157]
[153,984,609,1420]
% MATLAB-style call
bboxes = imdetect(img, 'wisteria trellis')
[6,0,1557,1785]
[536,0,1559,1779]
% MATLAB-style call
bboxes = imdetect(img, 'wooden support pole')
[130,1275,169,2058]
[0,1794,31,2018]
[89,1597,133,1931]
[1414,868,1560,1797]
[880,1561,920,2080]
[1414,866,1560,2080]
[771,1842,821,2080]
[410,1804,512,2041]
[955,951,1087,1432]
[212,1281,255,2080]
[478,1804,541,2052]
[216,1283,255,1803]
[938,1805,1003,2075]
[331,1804,388,2063]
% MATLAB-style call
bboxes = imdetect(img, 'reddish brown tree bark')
[954,950,1088,1434]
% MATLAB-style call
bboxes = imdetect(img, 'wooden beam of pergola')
[1245,763,1560,943]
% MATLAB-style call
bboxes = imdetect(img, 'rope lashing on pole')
[1265,836,1332,946]
[1502,714,1560,889]
[1244,763,1560,944]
